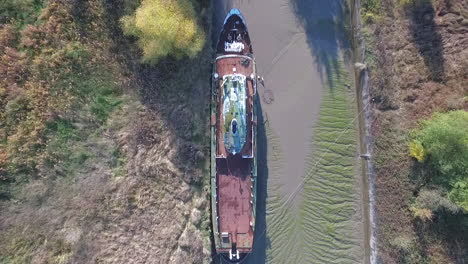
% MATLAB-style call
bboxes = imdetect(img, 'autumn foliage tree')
[410,110,468,213]
[120,0,205,63]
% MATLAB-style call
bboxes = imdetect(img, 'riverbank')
[0,1,212,263]
[360,0,468,262]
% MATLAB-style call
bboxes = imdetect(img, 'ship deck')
[216,156,254,250]
[214,55,255,252]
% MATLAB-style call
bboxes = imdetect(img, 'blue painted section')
[223,8,247,27]
[222,74,247,155]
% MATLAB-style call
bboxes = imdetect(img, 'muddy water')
[213,0,367,263]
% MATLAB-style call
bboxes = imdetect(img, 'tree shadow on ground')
[100,0,215,184]
[102,1,269,261]
[101,0,140,64]
[412,212,468,263]
[291,0,351,89]
[406,0,445,82]
[211,0,230,48]
[70,0,91,35]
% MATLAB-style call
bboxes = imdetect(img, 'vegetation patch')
[409,110,468,213]
[361,0,381,23]
[0,0,46,25]
[360,0,468,262]
[0,2,126,189]
[120,0,205,63]
[1,0,213,262]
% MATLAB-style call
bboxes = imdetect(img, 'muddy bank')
[349,0,377,263]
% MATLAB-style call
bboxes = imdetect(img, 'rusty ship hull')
[211,9,257,263]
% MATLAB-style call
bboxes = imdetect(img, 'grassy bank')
[360,0,468,262]
[0,0,213,263]
[0,0,125,192]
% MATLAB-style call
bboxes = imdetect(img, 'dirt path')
[213,1,367,263]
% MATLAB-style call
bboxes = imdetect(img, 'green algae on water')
[263,61,363,264]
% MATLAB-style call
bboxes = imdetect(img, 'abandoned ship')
[211,8,258,263]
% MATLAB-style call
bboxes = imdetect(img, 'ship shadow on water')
[244,96,269,264]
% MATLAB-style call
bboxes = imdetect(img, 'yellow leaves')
[410,206,433,221]
[0,149,8,177]
[409,140,425,162]
[121,0,205,64]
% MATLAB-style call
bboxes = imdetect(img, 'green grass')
[0,0,45,26]
[362,27,378,68]
[361,0,382,23]
[110,147,127,178]
[39,66,124,175]
[0,230,72,264]
[1,31,124,179]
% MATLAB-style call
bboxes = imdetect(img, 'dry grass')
[363,0,468,262]
[0,0,213,263]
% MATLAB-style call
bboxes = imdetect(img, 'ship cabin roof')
[222,74,247,155]
[214,55,255,159]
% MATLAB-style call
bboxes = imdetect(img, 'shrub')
[361,0,381,24]
[362,0,380,14]
[120,0,205,63]
[414,111,467,182]
[390,235,414,252]
[410,207,433,221]
[449,180,468,211]
[409,140,425,162]
[0,0,42,23]
[390,235,423,263]
[410,188,460,221]
[412,110,468,211]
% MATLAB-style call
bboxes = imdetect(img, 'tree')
[121,0,205,64]
[410,110,468,211]
[410,188,460,221]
